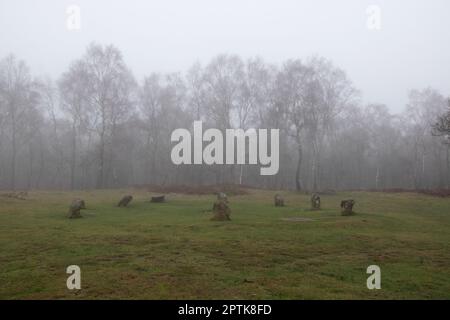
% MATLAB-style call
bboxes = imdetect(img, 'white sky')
[1,0,449,113]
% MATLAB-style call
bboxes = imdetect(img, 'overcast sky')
[1,0,449,113]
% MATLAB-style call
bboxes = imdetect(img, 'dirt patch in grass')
[281,217,315,222]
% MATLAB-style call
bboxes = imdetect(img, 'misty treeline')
[0,43,449,191]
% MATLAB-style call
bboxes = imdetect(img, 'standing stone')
[118,195,133,207]
[68,199,86,218]
[211,199,231,221]
[341,199,355,215]
[151,195,165,203]
[311,193,321,210]
[274,194,285,207]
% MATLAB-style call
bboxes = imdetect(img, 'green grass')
[0,189,449,299]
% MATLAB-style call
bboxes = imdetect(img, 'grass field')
[0,189,449,299]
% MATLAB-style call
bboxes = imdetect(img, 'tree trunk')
[421,152,426,189]
[312,140,319,192]
[36,137,45,189]
[446,145,450,189]
[96,106,106,189]
[70,122,76,190]
[11,110,16,191]
[28,141,33,189]
[145,131,152,184]
[375,166,380,190]
[295,144,303,191]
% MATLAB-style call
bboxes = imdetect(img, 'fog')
[0,1,449,191]
[1,0,449,112]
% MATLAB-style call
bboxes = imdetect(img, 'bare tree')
[276,59,311,191]
[58,61,92,189]
[432,98,450,187]
[433,99,450,137]
[76,43,136,188]
[0,47,448,192]
[203,54,245,184]
[0,55,38,190]
[406,88,447,188]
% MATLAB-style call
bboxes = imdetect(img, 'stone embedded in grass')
[151,195,165,203]
[311,193,321,210]
[68,199,86,218]
[118,195,133,207]
[341,199,355,215]
[274,194,285,207]
[211,199,231,221]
